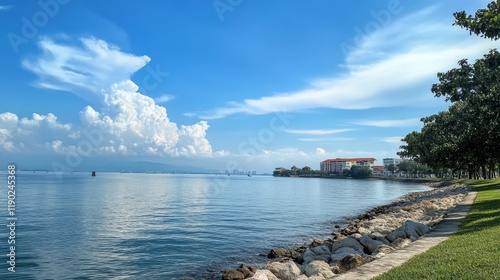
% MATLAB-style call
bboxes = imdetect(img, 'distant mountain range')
[11,157,216,173]
[93,161,216,173]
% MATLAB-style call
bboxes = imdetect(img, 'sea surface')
[0,172,430,279]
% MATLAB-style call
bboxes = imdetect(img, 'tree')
[387,164,396,174]
[399,1,500,179]
[454,1,500,40]
[342,168,351,176]
[429,52,500,178]
[350,165,372,179]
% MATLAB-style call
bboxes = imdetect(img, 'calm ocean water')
[0,172,429,279]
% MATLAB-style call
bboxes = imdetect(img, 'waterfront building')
[372,165,385,176]
[274,167,289,172]
[383,158,402,167]
[320,158,376,173]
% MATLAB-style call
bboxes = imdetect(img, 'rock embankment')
[221,183,469,280]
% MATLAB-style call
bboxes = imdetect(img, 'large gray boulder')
[386,229,406,242]
[304,260,335,278]
[310,245,331,256]
[331,247,365,263]
[264,261,301,280]
[331,237,364,252]
[402,220,430,240]
[369,232,390,245]
[299,248,330,264]
[359,235,385,254]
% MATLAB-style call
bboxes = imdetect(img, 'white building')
[320,158,376,173]
[383,158,402,167]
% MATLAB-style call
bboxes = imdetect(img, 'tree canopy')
[398,1,500,179]
[454,0,500,40]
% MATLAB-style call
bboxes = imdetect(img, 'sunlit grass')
[374,178,500,280]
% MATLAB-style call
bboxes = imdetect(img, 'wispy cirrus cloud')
[352,118,421,127]
[283,128,355,135]
[298,137,355,142]
[381,137,404,144]
[0,5,13,11]
[22,36,151,101]
[193,6,497,120]
[154,94,175,103]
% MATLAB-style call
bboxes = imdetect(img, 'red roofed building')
[372,165,385,176]
[320,158,376,173]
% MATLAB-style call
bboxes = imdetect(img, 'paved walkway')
[333,190,478,280]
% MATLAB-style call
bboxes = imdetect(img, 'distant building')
[290,165,298,171]
[320,158,376,173]
[274,167,289,172]
[372,165,385,176]
[383,158,402,167]
[302,166,311,171]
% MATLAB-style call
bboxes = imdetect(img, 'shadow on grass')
[452,180,500,236]
[465,179,500,191]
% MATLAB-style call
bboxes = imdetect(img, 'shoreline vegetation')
[397,0,500,181]
[220,181,470,280]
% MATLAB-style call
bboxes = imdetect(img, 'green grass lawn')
[374,179,500,280]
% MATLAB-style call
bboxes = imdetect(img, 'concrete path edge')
[332,189,478,280]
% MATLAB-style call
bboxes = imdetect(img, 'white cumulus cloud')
[79,81,212,157]
[0,112,73,153]
[315,148,326,155]
[4,36,215,159]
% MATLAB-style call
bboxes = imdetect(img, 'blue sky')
[0,0,497,173]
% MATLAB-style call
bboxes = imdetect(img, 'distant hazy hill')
[5,155,215,174]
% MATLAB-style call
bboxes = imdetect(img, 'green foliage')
[387,164,396,174]
[396,160,432,177]
[454,0,500,40]
[273,167,325,177]
[350,165,372,179]
[342,168,351,176]
[399,1,500,179]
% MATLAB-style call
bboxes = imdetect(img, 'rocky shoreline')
[220,182,470,280]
